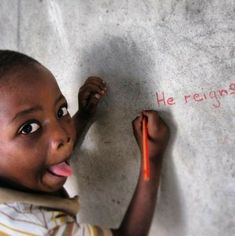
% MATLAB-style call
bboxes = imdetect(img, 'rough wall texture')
[0,0,234,235]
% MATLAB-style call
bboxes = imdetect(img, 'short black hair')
[0,50,40,78]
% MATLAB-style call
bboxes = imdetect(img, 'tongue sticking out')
[48,162,73,177]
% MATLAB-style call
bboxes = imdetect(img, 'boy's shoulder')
[0,186,80,215]
[0,186,75,233]
[0,202,112,236]
[0,187,113,236]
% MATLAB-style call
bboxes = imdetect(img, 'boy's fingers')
[86,95,101,113]
[84,80,107,91]
[85,77,106,89]
[80,92,102,107]
[79,84,107,96]
[80,83,103,92]
[132,113,143,139]
[142,110,160,124]
[141,110,163,137]
[132,113,143,126]
[82,91,101,100]
[79,91,91,101]
[88,93,102,105]
[86,76,105,83]
[142,110,169,141]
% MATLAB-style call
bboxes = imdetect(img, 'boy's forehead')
[0,65,61,114]
[0,63,52,85]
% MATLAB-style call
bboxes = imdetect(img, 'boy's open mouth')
[47,160,73,177]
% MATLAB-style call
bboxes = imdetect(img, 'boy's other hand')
[132,110,169,163]
[78,77,107,118]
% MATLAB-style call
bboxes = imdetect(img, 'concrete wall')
[0,1,234,235]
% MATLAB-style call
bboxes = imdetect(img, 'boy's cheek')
[2,138,47,164]
[14,135,40,147]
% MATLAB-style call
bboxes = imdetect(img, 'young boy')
[0,50,169,236]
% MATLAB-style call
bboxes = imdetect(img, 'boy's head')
[0,50,76,193]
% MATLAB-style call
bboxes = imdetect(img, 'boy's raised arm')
[73,77,107,143]
[112,111,170,236]
[73,78,169,236]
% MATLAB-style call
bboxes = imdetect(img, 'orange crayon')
[142,116,150,181]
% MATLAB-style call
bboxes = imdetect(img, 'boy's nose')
[51,136,71,150]
[49,122,73,153]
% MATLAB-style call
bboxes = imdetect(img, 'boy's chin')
[41,172,68,193]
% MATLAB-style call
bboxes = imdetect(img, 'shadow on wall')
[73,35,185,234]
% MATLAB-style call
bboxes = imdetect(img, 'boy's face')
[0,64,76,193]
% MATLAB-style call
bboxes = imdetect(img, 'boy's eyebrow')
[11,106,42,123]
[55,94,66,105]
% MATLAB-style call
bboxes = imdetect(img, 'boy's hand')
[78,77,107,118]
[132,110,169,163]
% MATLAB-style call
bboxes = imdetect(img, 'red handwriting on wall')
[156,82,235,109]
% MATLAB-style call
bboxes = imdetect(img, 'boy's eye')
[57,105,68,118]
[18,122,40,135]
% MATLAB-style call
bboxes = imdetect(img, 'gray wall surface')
[0,0,234,235]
